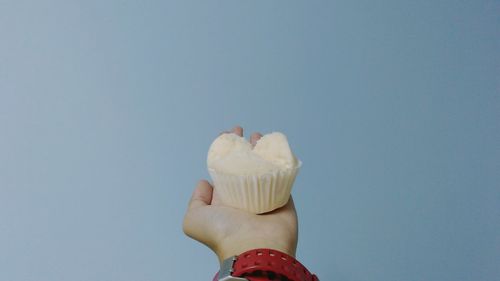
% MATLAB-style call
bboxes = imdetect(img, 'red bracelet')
[214,248,319,281]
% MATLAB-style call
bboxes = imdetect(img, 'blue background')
[1,1,499,280]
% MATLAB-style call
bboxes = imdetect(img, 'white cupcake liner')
[208,162,301,214]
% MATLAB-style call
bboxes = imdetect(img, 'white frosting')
[207,132,298,175]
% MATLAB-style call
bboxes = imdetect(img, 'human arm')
[183,126,298,263]
[182,126,318,280]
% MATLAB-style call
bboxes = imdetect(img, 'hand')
[183,126,298,263]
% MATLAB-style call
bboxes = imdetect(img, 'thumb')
[188,180,214,209]
[183,180,216,245]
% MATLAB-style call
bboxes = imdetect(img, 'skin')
[182,126,298,264]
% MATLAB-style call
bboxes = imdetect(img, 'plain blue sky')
[1,1,499,280]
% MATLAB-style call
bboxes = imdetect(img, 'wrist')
[216,238,296,264]
[215,248,319,281]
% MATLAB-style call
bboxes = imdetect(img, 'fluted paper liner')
[208,162,301,214]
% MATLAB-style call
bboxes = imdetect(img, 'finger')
[250,132,263,147]
[232,125,243,137]
[211,188,223,205]
[267,195,297,216]
[188,180,214,209]
[281,195,297,213]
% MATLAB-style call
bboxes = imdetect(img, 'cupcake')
[207,132,301,214]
